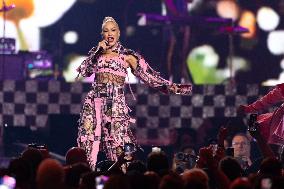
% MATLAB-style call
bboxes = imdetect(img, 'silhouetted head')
[65,147,88,166]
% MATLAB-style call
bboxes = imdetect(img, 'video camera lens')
[176,152,185,161]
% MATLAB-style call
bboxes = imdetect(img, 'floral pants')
[77,83,136,170]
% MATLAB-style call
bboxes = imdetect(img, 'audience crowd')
[0,121,283,189]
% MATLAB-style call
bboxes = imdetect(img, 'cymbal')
[137,13,233,27]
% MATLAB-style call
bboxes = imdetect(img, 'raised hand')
[97,40,109,51]
[217,127,228,148]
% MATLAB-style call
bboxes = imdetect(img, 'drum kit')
[138,12,249,84]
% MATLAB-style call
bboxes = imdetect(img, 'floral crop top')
[95,55,128,78]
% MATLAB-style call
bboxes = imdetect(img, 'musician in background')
[162,0,193,83]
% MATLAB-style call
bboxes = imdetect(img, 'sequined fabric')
[77,83,136,170]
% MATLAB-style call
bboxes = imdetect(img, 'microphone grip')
[96,46,104,54]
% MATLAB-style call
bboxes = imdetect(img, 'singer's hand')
[97,40,108,51]
[169,83,180,94]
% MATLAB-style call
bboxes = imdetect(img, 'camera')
[248,113,258,132]
[175,152,197,162]
[174,152,197,173]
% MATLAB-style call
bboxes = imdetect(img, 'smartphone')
[248,113,258,132]
[96,175,109,189]
[0,175,16,189]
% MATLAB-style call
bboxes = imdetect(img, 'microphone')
[94,41,109,53]
[95,46,104,54]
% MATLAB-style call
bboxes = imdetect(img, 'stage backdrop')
[0,80,273,145]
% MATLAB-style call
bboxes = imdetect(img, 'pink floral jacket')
[76,42,192,95]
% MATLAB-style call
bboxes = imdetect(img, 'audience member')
[219,156,244,181]
[64,162,91,189]
[126,160,147,175]
[230,177,253,189]
[36,158,65,189]
[159,172,183,189]
[103,175,131,189]
[232,133,253,169]
[147,151,170,176]
[65,147,88,166]
[8,157,32,189]
[172,145,197,174]
[182,168,209,189]
[259,157,282,177]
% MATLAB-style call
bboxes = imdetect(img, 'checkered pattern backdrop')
[0,80,272,145]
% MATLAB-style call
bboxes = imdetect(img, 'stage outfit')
[243,84,284,145]
[76,43,192,169]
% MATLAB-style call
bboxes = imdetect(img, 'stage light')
[161,1,167,16]
[126,26,136,37]
[187,0,203,12]
[238,10,256,39]
[280,58,284,69]
[216,0,240,21]
[63,31,78,44]
[257,7,280,31]
[137,14,146,26]
[267,30,284,55]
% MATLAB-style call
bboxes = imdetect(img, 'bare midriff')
[95,72,125,86]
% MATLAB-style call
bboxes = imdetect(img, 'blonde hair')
[101,16,119,30]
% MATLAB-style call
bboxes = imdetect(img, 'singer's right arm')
[76,40,107,78]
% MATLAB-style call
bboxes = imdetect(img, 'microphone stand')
[0,0,15,79]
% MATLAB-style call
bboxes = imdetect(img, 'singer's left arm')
[126,54,192,95]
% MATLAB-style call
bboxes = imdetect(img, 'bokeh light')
[257,7,280,31]
[267,30,284,55]
[238,10,256,39]
[187,45,225,84]
[216,0,240,21]
[63,31,78,44]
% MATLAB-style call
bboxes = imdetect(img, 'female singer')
[76,17,192,169]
